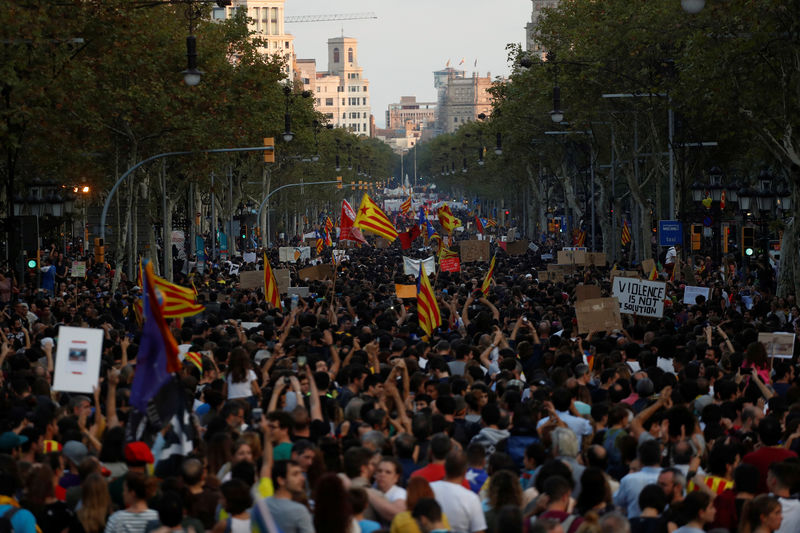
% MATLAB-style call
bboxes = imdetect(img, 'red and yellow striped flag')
[649,264,659,281]
[153,276,205,318]
[325,216,334,234]
[481,254,496,296]
[353,193,398,242]
[400,196,412,215]
[185,351,203,371]
[416,264,441,338]
[621,220,631,246]
[263,253,281,309]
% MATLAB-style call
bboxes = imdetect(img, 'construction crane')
[284,12,377,23]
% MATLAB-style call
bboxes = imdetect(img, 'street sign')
[703,216,712,228]
[658,220,683,246]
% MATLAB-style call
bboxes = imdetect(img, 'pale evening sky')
[284,0,532,128]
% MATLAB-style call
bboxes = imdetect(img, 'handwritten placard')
[612,277,666,318]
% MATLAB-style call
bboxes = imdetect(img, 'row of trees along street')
[415,0,800,298]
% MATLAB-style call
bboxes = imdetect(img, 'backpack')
[0,508,20,533]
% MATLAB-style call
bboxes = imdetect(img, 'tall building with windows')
[212,0,296,78]
[526,0,559,57]
[434,70,494,134]
[297,36,372,135]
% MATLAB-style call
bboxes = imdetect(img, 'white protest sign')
[240,322,262,331]
[278,247,311,263]
[683,286,710,305]
[403,256,436,276]
[612,277,667,318]
[758,332,796,359]
[71,261,86,277]
[243,252,257,264]
[332,249,349,263]
[52,326,104,394]
[229,263,240,276]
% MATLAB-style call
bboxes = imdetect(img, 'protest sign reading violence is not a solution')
[612,277,667,318]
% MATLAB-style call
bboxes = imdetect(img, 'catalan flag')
[263,253,281,309]
[184,351,203,372]
[416,263,441,338]
[438,246,459,261]
[621,220,631,246]
[130,260,181,412]
[649,264,659,281]
[574,230,586,247]
[316,238,324,255]
[324,216,334,235]
[418,206,428,227]
[400,196,412,215]
[426,220,441,245]
[485,217,497,228]
[437,205,461,234]
[153,275,204,318]
[353,193,398,242]
[481,254,496,296]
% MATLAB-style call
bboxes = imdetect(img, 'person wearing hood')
[469,403,510,460]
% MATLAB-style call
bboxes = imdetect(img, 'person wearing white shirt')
[431,451,487,533]
[767,461,800,533]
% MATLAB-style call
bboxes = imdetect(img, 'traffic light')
[26,255,37,270]
[691,224,702,251]
[742,226,755,257]
[241,224,247,239]
[504,210,510,215]
[336,176,342,189]
[94,237,105,264]
[263,137,275,163]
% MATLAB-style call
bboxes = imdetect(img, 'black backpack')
[0,508,20,533]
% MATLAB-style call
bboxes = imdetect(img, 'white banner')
[403,256,436,277]
[52,326,104,394]
[612,277,666,317]
[683,286,710,305]
[243,252,257,263]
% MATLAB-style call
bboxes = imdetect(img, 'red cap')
[124,442,154,464]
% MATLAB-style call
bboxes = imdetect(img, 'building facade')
[435,70,494,134]
[386,96,437,130]
[212,0,296,78]
[526,0,559,57]
[297,37,372,135]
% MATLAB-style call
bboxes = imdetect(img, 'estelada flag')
[263,253,281,309]
[437,205,461,234]
[353,193,398,242]
[417,263,441,338]
[340,199,367,244]
[474,215,486,234]
[481,254,496,296]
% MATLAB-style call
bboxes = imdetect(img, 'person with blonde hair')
[69,473,111,533]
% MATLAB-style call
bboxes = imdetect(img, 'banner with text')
[612,277,666,317]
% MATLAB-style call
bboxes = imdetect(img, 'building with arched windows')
[296,36,372,136]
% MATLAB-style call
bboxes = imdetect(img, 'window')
[270,7,278,34]
[262,8,268,31]
[348,48,354,62]
[315,98,320,105]
[342,113,346,118]
[342,99,345,105]
[325,113,334,119]
[454,117,458,122]
[285,41,289,49]
[333,47,340,63]
[325,98,334,106]
[362,98,367,105]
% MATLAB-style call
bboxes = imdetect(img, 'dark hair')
[638,439,661,466]
[412,498,442,523]
[678,491,712,523]
[734,463,760,494]
[430,433,452,461]
[271,459,299,487]
[534,460,573,494]
[767,460,800,492]
[708,441,740,478]
[313,473,353,533]
[444,450,468,479]
[543,475,571,502]
[348,487,369,514]
[466,442,486,466]
[576,467,611,513]
[552,387,572,412]
[221,479,252,515]
[739,495,781,533]
[638,484,667,513]
[343,447,373,479]
[124,471,149,501]
[757,416,783,446]
[155,491,184,528]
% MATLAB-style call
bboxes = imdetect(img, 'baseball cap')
[63,440,89,465]
[0,431,28,453]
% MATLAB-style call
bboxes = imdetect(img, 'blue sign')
[658,220,683,246]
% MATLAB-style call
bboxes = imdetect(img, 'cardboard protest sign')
[274,269,291,295]
[298,264,334,281]
[558,249,587,265]
[507,240,529,256]
[239,270,263,289]
[758,332,796,359]
[278,247,311,263]
[683,286,710,305]
[587,253,607,266]
[374,238,390,249]
[575,298,623,334]
[575,285,602,301]
[612,277,667,317]
[395,284,417,299]
[403,256,436,276]
[459,240,491,263]
[52,326,104,394]
[71,261,86,277]
[642,259,656,276]
[440,256,461,273]
[537,270,564,283]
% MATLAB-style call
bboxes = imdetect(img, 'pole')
[161,160,168,279]
[401,152,404,186]
[590,145,596,252]
[228,164,233,255]
[211,172,216,262]
[414,147,417,189]
[257,180,340,239]
[668,101,675,220]
[611,125,616,261]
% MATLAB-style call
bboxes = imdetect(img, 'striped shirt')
[104,509,159,533]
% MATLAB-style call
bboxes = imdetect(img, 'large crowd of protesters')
[0,228,799,533]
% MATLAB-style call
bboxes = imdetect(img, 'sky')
[284,0,532,129]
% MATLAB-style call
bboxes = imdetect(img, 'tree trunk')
[112,194,132,292]
[776,184,800,297]
[526,163,547,240]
